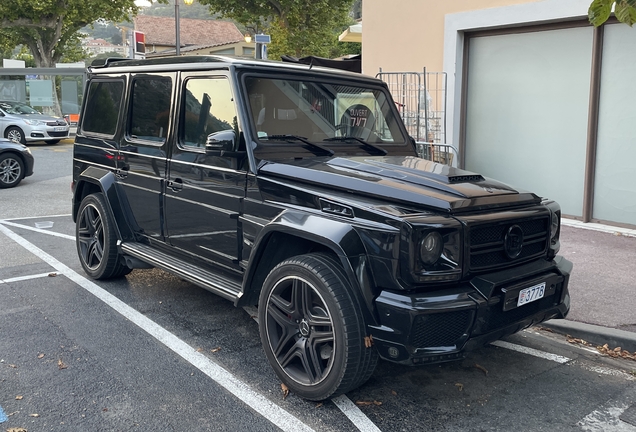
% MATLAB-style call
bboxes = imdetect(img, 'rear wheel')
[0,153,24,188]
[5,126,26,145]
[76,193,131,279]
[259,254,378,400]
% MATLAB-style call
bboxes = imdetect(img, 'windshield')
[0,101,40,115]
[244,76,409,157]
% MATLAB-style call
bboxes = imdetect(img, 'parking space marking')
[491,340,571,364]
[578,401,636,431]
[332,395,382,432]
[1,214,72,221]
[0,223,316,432]
[0,220,75,240]
[0,272,55,284]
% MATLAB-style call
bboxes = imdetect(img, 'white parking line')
[0,220,75,240]
[0,214,72,221]
[578,401,636,431]
[491,340,571,364]
[0,223,315,432]
[0,272,55,284]
[332,395,382,432]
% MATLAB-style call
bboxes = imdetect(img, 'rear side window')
[82,81,124,136]
[129,76,172,143]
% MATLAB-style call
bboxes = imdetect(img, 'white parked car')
[0,100,69,145]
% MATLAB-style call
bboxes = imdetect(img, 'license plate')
[517,282,546,307]
[54,126,67,132]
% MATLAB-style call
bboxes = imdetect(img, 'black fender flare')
[239,210,381,327]
[73,166,135,242]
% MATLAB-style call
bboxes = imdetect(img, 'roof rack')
[90,57,129,68]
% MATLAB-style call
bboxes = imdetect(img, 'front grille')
[47,131,68,137]
[411,310,472,348]
[469,217,549,271]
[46,120,67,126]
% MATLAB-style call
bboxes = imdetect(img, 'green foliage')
[197,0,357,59]
[589,0,636,26]
[0,0,167,67]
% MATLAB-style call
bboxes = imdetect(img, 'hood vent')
[448,174,484,184]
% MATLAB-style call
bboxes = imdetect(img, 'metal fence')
[376,68,447,146]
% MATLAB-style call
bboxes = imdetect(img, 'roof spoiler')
[90,57,128,68]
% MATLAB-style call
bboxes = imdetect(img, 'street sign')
[254,34,271,44]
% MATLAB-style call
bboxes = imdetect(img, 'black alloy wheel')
[0,153,24,188]
[259,254,378,401]
[76,193,131,279]
[5,127,26,145]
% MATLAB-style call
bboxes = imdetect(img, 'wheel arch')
[238,213,380,327]
[73,166,134,241]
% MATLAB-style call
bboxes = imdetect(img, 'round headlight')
[420,231,443,265]
[550,212,559,238]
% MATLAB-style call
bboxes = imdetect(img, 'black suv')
[72,56,572,401]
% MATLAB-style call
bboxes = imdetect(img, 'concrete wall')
[361,0,539,76]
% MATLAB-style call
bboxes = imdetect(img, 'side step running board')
[120,242,242,302]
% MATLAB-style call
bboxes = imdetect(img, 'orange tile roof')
[134,15,243,47]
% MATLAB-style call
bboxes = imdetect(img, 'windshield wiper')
[266,135,335,156]
[323,136,388,156]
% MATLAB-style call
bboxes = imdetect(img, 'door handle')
[168,178,183,192]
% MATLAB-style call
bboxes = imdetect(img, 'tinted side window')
[82,81,124,136]
[129,76,172,142]
[180,77,238,148]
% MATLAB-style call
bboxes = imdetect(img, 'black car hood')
[257,156,540,214]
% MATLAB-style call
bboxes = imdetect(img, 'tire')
[47,140,61,145]
[5,126,26,145]
[76,193,131,279]
[0,153,24,188]
[258,254,378,401]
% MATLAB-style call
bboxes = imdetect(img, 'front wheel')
[5,126,26,144]
[76,193,131,279]
[258,254,378,400]
[0,153,24,188]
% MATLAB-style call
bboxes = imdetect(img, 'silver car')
[0,100,70,145]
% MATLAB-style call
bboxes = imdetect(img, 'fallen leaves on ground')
[7,428,28,432]
[391,390,397,396]
[355,400,382,406]
[210,347,221,353]
[37,353,45,359]
[48,273,57,277]
[597,344,636,361]
[8,364,17,368]
[281,383,289,400]
[29,413,39,417]
[566,335,594,347]
[455,383,464,392]
[57,359,67,370]
[364,335,374,348]
[15,395,23,400]
[315,402,323,408]
[475,364,488,376]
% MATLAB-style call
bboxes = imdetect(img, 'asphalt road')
[1,141,635,431]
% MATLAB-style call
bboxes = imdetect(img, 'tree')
[589,0,636,26]
[197,0,357,59]
[0,0,165,67]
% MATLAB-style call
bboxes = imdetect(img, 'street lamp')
[175,0,194,56]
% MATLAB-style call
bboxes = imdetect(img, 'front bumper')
[369,256,572,365]
[25,127,69,142]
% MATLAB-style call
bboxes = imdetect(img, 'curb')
[541,319,636,353]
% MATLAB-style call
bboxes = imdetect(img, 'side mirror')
[205,130,236,153]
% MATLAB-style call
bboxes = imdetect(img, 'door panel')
[118,73,175,241]
[165,75,247,269]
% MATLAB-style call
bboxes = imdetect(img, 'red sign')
[134,31,145,55]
